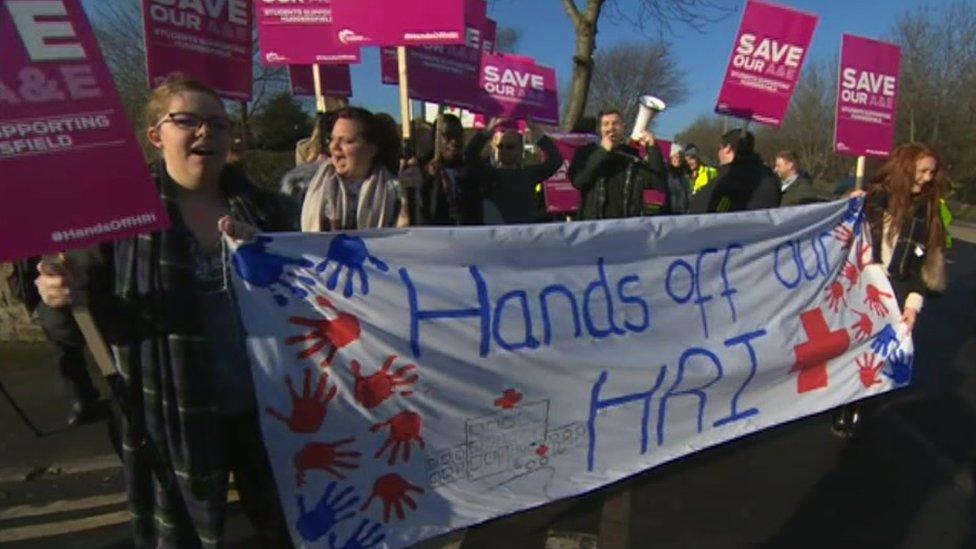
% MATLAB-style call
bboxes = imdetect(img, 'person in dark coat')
[465,117,563,224]
[421,114,481,225]
[35,76,294,548]
[568,108,668,220]
[774,150,820,206]
[688,129,781,213]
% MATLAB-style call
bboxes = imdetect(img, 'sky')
[83,0,948,139]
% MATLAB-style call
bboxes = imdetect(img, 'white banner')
[230,198,913,548]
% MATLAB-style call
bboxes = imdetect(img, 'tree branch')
[561,0,583,29]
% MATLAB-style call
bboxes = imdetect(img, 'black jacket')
[420,161,482,225]
[780,172,820,207]
[465,133,563,224]
[688,152,781,213]
[569,143,668,220]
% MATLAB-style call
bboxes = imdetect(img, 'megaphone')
[630,94,666,140]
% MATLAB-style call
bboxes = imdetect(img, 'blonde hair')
[145,75,223,128]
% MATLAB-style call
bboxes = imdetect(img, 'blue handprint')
[232,236,317,306]
[315,234,390,298]
[296,481,360,542]
[328,518,386,549]
[884,348,913,385]
[870,324,899,357]
[843,196,864,236]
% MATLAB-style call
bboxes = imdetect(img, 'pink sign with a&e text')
[1,0,169,261]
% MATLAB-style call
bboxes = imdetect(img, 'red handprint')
[850,310,873,340]
[371,410,425,465]
[864,285,893,317]
[351,356,418,409]
[833,224,854,247]
[856,353,884,388]
[825,281,847,312]
[842,261,860,289]
[265,368,338,433]
[286,296,361,368]
[856,242,872,270]
[360,473,425,522]
[294,437,362,486]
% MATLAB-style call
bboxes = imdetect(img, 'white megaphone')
[630,94,667,140]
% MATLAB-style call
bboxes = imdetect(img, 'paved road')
[2,238,974,548]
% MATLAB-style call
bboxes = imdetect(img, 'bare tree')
[89,0,288,151]
[890,1,976,202]
[674,114,724,166]
[559,0,730,131]
[494,26,522,53]
[584,40,688,125]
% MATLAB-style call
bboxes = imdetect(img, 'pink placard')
[289,65,352,98]
[479,54,559,125]
[330,0,466,47]
[142,0,253,100]
[834,34,900,158]
[1,0,169,261]
[542,134,596,214]
[378,1,488,110]
[715,0,818,126]
[256,0,360,66]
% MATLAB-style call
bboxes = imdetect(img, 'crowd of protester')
[20,76,949,547]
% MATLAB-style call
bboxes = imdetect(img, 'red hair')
[868,143,944,254]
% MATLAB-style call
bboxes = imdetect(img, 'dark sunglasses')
[158,112,232,132]
[498,143,521,151]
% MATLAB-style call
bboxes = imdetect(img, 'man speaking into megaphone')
[568,99,669,220]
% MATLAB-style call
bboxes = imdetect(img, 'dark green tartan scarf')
[111,161,292,548]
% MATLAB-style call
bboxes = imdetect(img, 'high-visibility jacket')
[691,165,719,194]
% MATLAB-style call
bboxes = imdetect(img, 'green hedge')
[239,150,296,191]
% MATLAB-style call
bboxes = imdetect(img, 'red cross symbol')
[792,308,851,394]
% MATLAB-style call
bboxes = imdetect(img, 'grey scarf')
[301,161,398,231]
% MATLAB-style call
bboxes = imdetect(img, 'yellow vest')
[692,166,718,193]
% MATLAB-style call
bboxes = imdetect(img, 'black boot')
[67,397,106,426]
[830,404,862,439]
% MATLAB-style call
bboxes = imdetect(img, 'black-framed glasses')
[157,112,232,132]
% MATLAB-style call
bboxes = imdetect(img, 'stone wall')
[0,263,44,342]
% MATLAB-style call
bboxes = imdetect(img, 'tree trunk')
[239,100,250,148]
[562,23,597,132]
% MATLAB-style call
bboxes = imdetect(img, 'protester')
[773,150,819,206]
[301,106,421,231]
[666,144,693,214]
[832,143,948,438]
[421,114,481,225]
[568,108,668,219]
[294,111,332,166]
[688,129,781,213]
[684,143,718,194]
[280,111,336,201]
[11,253,108,426]
[35,76,294,548]
[465,117,563,224]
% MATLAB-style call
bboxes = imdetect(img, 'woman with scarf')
[832,143,947,438]
[35,76,294,547]
[301,107,421,231]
